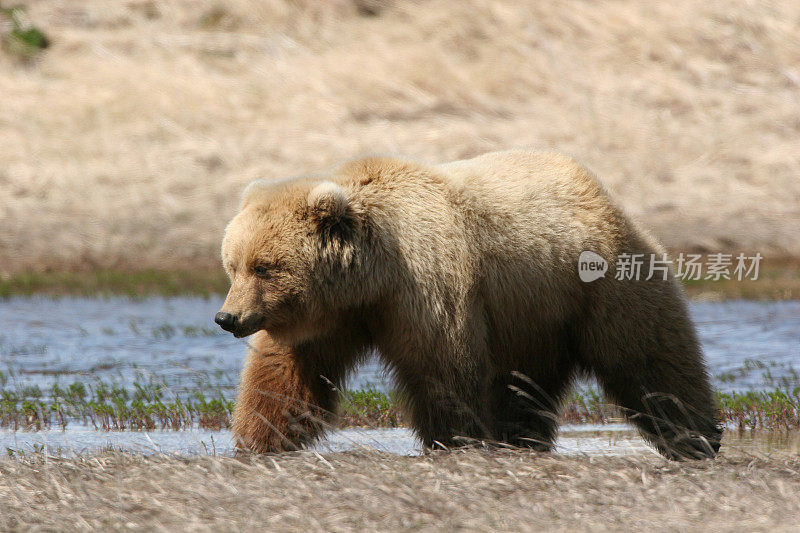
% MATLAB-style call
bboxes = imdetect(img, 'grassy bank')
[3,1,800,274]
[1,448,799,530]
[680,257,800,300]
[3,258,800,299]
[2,375,798,433]
[0,269,231,299]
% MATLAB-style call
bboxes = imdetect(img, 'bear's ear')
[240,179,272,209]
[307,181,350,227]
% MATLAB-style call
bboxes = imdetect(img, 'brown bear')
[216,150,722,459]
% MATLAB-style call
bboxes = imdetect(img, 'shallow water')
[1,297,798,393]
[1,296,797,456]
[4,423,795,458]
[0,424,655,457]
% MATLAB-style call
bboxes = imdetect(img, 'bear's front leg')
[232,332,336,453]
[392,352,494,448]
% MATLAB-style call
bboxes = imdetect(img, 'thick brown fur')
[232,322,371,453]
[231,332,331,453]
[220,150,722,459]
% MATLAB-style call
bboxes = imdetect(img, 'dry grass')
[2,0,799,273]
[0,446,798,531]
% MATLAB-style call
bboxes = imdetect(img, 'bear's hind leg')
[591,363,722,460]
[578,280,722,460]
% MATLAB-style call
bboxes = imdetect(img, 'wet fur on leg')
[232,333,336,453]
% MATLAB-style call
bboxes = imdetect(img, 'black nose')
[215,312,237,331]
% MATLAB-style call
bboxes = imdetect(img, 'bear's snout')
[214,311,238,332]
[215,310,263,338]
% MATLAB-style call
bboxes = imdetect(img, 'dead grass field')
[2,0,799,274]
[0,447,798,531]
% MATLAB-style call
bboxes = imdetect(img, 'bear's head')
[215,177,375,342]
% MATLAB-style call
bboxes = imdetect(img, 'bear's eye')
[253,264,274,279]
